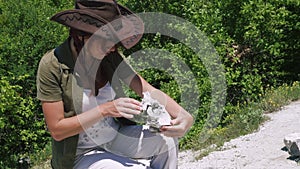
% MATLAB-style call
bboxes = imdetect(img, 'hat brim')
[50,4,144,49]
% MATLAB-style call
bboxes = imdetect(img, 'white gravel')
[178,100,300,169]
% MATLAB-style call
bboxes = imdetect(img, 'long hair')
[69,28,91,54]
[70,28,109,95]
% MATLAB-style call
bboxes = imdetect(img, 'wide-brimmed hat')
[50,0,144,49]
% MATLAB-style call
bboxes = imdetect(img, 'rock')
[283,133,300,157]
[131,92,171,132]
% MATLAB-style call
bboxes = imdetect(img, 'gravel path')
[178,100,300,169]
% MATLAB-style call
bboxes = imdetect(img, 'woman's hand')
[160,110,194,138]
[99,98,142,119]
[124,74,194,138]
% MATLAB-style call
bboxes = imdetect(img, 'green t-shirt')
[36,39,137,169]
[37,39,136,101]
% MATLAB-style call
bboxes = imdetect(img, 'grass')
[32,81,300,168]
[30,141,52,169]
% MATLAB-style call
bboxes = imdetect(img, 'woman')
[36,0,193,168]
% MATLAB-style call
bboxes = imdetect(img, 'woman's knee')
[88,159,148,169]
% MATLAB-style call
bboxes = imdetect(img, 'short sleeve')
[36,50,63,102]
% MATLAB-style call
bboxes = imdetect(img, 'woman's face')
[83,35,117,60]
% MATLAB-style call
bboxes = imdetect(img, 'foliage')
[232,0,300,82]
[259,81,300,113]
[0,76,48,168]
[123,0,300,99]
[0,0,72,167]
[120,0,300,153]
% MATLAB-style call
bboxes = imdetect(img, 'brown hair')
[69,29,92,54]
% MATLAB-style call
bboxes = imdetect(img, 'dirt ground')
[178,101,300,169]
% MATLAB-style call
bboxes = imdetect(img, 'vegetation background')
[0,0,299,168]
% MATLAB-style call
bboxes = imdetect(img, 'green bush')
[121,0,300,150]
[0,0,72,167]
[0,76,48,168]
[233,0,300,83]
[122,0,300,103]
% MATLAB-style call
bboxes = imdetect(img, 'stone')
[131,92,171,132]
[283,133,300,157]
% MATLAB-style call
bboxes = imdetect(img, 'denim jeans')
[74,125,178,169]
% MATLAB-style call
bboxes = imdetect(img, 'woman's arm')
[42,101,102,141]
[42,98,141,141]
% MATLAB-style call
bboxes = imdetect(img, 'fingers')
[113,98,142,118]
[116,98,142,111]
[117,107,141,118]
[124,98,142,107]
[160,118,189,137]
[119,112,134,119]
[170,118,180,126]
[160,124,185,137]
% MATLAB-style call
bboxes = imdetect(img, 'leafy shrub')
[121,0,300,151]
[0,0,72,167]
[0,76,48,168]
[122,0,300,102]
[233,0,300,83]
